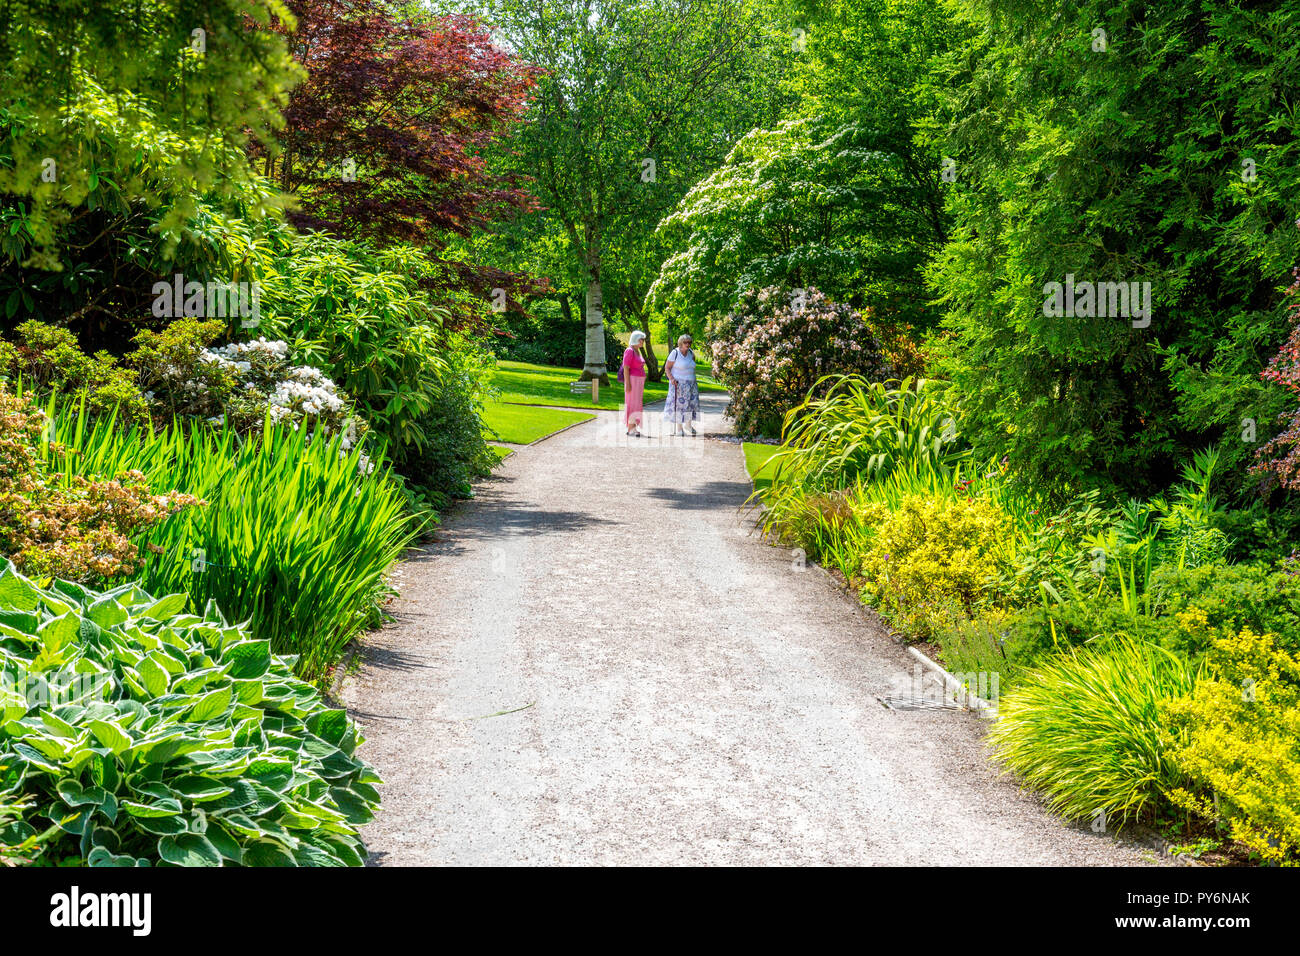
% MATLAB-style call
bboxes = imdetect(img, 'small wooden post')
[591,378,599,403]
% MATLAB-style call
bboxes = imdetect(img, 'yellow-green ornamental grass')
[987,639,1200,828]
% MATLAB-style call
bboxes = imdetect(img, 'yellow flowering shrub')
[855,494,1011,638]
[1162,626,1300,865]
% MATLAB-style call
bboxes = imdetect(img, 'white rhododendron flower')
[150,336,372,477]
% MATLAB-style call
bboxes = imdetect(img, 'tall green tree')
[926,0,1300,496]
[1,0,302,266]
[0,1,303,347]
[473,0,790,381]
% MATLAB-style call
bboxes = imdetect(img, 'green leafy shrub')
[1213,503,1300,565]
[1163,626,1300,865]
[1154,564,1300,657]
[0,564,379,866]
[1025,450,1232,622]
[991,490,1114,608]
[988,639,1199,829]
[0,322,150,423]
[401,345,502,506]
[970,596,1175,685]
[0,1,301,273]
[255,232,496,503]
[949,557,1300,696]
[707,286,891,438]
[43,399,418,682]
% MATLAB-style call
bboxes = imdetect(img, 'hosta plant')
[0,563,381,866]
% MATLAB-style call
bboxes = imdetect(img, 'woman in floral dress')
[662,334,701,436]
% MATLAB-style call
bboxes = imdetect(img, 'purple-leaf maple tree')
[259,1,540,302]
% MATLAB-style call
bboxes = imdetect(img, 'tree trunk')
[622,305,660,381]
[580,268,609,384]
[642,338,660,383]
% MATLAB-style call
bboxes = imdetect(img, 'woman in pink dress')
[623,330,648,437]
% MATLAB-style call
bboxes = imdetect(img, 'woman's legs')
[665,379,690,434]
[625,374,645,434]
[670,379,698,434]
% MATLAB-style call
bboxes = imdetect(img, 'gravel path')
[342,391,1153,866]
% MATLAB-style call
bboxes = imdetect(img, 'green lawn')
[487,359,725,411]
[481,400,595,444]
[488,444,514,461]
[743,441,783,491]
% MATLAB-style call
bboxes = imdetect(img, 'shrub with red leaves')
[260,2,541,304]
[1252,267,1300,494]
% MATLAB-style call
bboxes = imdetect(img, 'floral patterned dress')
[662,347,701,424]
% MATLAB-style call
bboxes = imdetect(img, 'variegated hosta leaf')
[0,562,380,866]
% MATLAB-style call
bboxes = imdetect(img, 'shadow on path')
[644,481,753,509]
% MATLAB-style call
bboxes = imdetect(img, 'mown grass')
[743,441,781,491]
[481,400,594,444]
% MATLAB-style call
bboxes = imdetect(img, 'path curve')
[343,392,1152,866]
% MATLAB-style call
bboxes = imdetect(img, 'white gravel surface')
[342,391,1154,866]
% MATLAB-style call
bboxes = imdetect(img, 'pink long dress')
[622,347,646,428]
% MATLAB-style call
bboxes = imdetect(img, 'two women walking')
[622,332,701,438]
